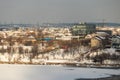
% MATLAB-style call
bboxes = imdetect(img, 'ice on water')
[0,64,120,80]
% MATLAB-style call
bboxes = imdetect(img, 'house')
[96,30,112,36]
[22,36,37,45]
[91,36,111,48]
[91,36,103,48]
[111,35,120,49]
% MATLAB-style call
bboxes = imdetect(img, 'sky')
[0,0,120,24]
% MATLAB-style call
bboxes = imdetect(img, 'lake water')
[0,64,120,80]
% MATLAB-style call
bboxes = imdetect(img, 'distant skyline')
[0,0,120,24]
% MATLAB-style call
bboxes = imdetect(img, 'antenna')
[102,19,105,27]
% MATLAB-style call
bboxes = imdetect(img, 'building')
[71,23,96,37]
[91,36,103,48]
[91,36,111,48]
[96,30,112,36]
[111,35,120,49]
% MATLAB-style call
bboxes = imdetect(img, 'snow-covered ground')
[0,64,120,80]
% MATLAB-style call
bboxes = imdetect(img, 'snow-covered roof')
[94,36,105,41]
[96,32,109,37]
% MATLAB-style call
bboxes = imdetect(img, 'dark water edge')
[75,75,120,80]
[63,63,120,69]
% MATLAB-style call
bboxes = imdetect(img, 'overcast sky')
[0,0,120,24]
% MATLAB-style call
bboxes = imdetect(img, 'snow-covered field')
[0,64,120,80]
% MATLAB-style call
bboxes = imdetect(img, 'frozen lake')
[0,64,120,80]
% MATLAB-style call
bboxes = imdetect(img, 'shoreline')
[0,62,120,69]
[75,75,120,80]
